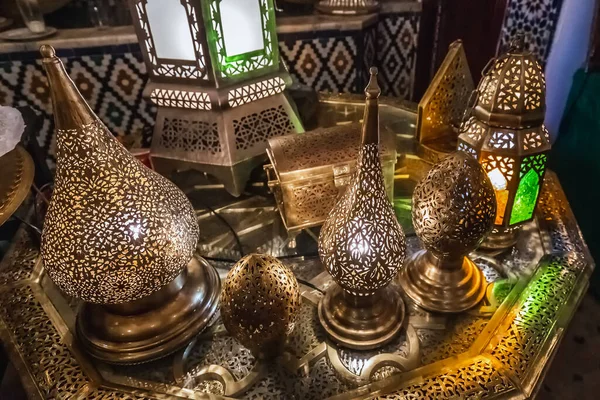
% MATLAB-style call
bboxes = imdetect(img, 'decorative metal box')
[265,124,396,232]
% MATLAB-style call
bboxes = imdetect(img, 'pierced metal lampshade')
[458,36,551,249]
[127,0,303,196]
[220,254,301,359]
[416,40,474,162]
[39,45,219,364]
[318,68,406,350]
[398,151,496,313]
[315,0,380,15]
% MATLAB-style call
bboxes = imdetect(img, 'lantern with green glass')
[128,0,303,196]
[457,37,551,249]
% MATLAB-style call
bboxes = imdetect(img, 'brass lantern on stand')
[128,0,304,196]
[457,37,551,249]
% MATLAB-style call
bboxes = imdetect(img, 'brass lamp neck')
[40,45,95,129]
[361,67,380,146]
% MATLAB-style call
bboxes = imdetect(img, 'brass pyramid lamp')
[39,45,220,364]
[318,68,406,350]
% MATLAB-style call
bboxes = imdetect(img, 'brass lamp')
[39,45,220,364]
[316,0,380,15]
[318,68,406,350]
[128,0,303,196]
[457,37,551,249]
[398,152,496,313]
[220,254,301,359]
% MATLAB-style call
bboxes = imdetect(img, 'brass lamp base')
[479,227,519,251]
[76,257,220,364]
[398,250,486,313]
[315,0,380,15]
[318,284,405,350]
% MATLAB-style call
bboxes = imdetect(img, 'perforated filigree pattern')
[378,358,514,399]
[220,254,301,357]
[290,181,340,223]
[488,131,515,149]
[42,120,199,304]
[490,255,583,379]
[477,51,544,117]
[134,0,208,80]
[0,286,89,398]
[150,89,211,110]
[412,152,496,258]
[319,144,406,296]
[228,77,286,108]
[0,229,38,285]
[234,106,294,151]
[159,118,221,154]
[418,42,473,141]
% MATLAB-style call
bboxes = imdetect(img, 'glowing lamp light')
[457,36,551,244]
[318,69,406,350]
[128,0,303,196]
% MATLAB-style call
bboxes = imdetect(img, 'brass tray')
[0,97,593,399]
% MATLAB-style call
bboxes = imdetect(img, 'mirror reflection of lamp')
[128,0,303,196]
[457,36,551,249]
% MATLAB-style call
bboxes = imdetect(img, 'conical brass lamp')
[318,68,406,350]
[39,45,220,364]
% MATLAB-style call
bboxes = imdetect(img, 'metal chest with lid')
[265,123,396,232]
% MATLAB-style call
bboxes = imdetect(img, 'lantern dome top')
[473,37,546,129]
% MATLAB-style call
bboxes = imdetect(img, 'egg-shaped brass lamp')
[398,151,496,313]
[318,68,406,350]
[457,36,551,249]
[220,254,301,359]
[39,45,220,364]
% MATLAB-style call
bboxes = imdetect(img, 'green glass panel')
[509,168,540,225]
[203,0,278,79]
[393,197,414,235]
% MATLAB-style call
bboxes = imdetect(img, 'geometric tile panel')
[279,36,359,93]
[361,24,378,91]
[376,12,420,99]
[498,0,565,66]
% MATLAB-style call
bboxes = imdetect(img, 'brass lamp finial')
[362,67,380,146]
[365,67,381,99]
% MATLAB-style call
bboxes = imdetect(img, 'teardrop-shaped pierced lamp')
[39,45,220,364]
[318,68,406,350]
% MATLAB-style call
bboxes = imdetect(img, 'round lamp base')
[318,283,405,350]
[315,1,380,15]
[398,250,486,313]
[76,257,220,364]
[479,227,519,251]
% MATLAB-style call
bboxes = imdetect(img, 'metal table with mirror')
[0,95,592,399]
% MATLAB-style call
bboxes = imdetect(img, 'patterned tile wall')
[377,12,420,99]
[498,0,565,65]
[0,13,420,167]
[0,46,156,168]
